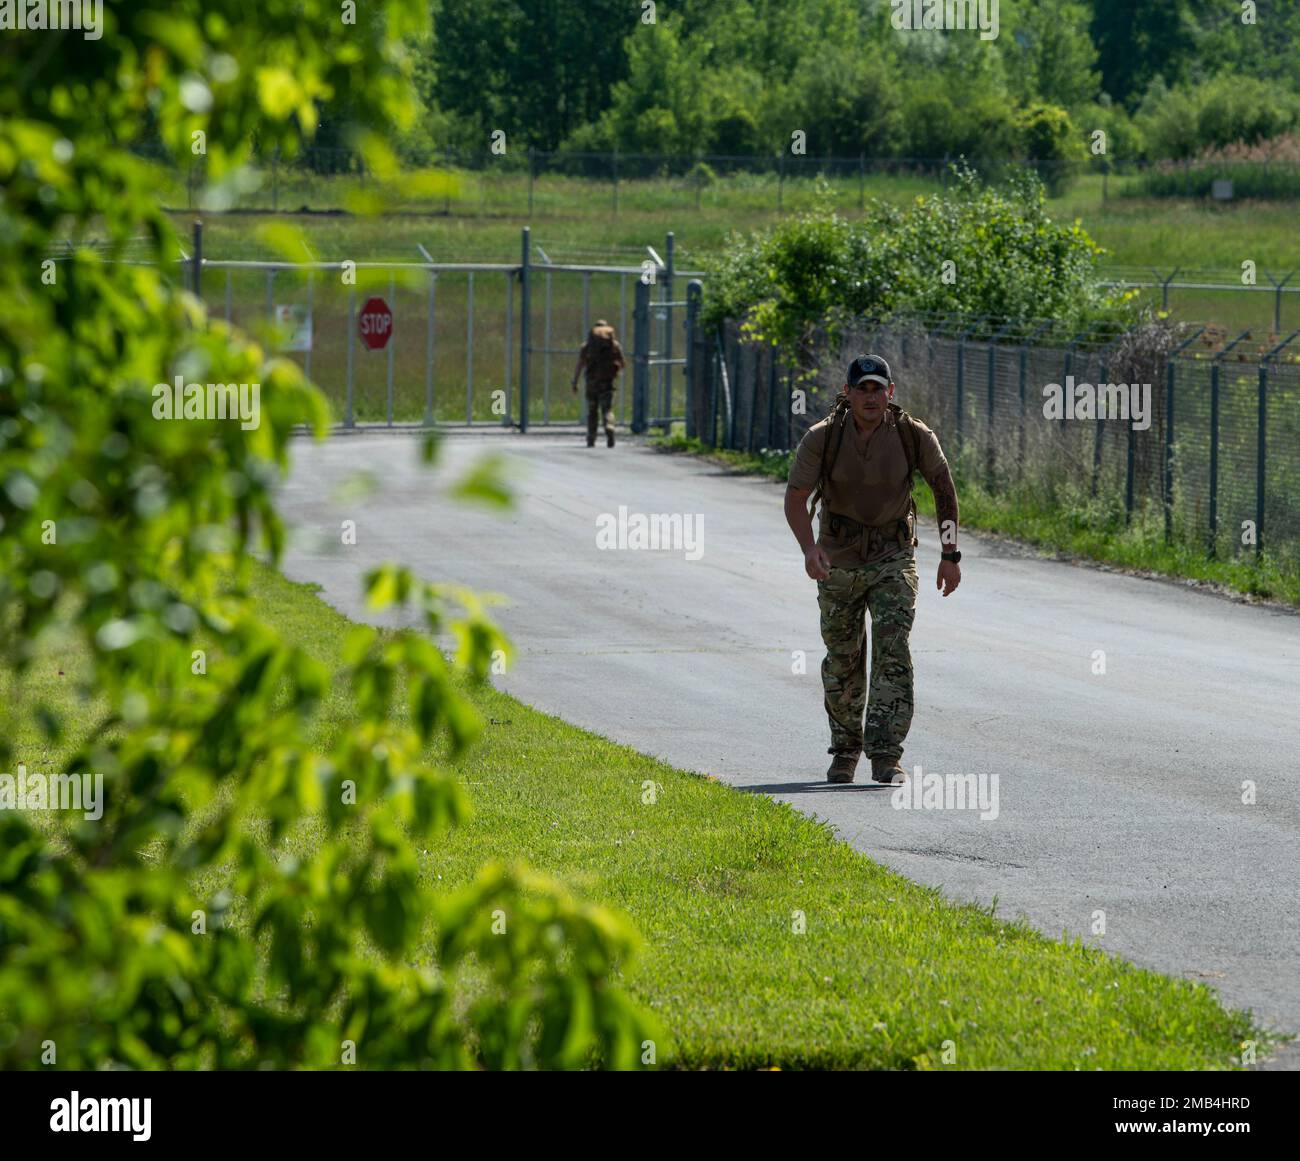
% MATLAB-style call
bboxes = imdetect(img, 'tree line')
[392,0,1300,167]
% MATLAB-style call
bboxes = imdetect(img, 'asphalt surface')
[278,429,1300,1062]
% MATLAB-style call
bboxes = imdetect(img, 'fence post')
[767,346,777,449]
[426,271,435,427]
[465,271,475,424]
[386,271,396,427]
[1164,354,1176,542]
[1268,271,1294,334]
[685,280,702,440]
[633,278,650,434]
[519,227,531,433]
[1256,362,1267,559]
[1017,340,1028,481]
[503,268,512,427]
[727,331,739,450]
[664,231,675,428]
[620,274,629,426]
[345,286,356,428]
[1161,267,1181,312]
[710,333,721,449]
[191,219,202,296]
[543,264,552,423]
[1161,328,1206,542]
[985,329,1008,487]
[1208,359,1221,554]
[1208,330,1251,554]
[955,330,966,451]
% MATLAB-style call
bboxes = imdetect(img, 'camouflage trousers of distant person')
[586,382,616,443]
[816,548,919,760]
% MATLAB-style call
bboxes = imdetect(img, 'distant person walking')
[572,319,625,448]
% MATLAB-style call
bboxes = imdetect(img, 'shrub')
[1136,76,1300,161]
[705,167,1128,355]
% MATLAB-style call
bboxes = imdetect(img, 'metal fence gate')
[190,225,704,432]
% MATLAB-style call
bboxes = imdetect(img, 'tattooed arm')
[927,463,961,597]
[928,463,960,552]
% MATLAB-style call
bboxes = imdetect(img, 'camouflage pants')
[816,548,919,759]
[586,383,616,442]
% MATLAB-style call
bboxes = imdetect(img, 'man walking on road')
[784,355,963,785]
[572,319,625,448]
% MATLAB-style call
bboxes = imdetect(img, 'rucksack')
[585,326,621,381]
[808,400,922,533]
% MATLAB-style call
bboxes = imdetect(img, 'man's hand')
[805,544,831,581]
[937,559,961,596]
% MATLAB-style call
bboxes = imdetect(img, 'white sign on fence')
[274,304,313,352]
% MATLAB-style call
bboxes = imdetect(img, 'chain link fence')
[138,143,1300,214]
[689,316,1300,567]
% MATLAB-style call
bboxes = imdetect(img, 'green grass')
[5,561,1269,1069]
[651,433,1300,607]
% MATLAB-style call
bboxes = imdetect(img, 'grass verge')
[6,564,1268,1069]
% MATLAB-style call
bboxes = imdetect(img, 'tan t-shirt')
[788,407,948,567]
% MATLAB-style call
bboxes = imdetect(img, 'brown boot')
[826,752,859,784]
[870,756,906,785]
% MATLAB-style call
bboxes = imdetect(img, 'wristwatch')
[941,550,962,563]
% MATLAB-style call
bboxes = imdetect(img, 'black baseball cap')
[846,354,892,388]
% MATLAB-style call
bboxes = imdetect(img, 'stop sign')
[358,297,393,350]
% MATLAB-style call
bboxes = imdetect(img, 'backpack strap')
[888,401,921,546]
[808,397,851,520]
[889,402,920,483]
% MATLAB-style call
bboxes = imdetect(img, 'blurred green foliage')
[0,1,656,1069]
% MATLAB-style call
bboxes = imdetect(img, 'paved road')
[278,430,1300,1060]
